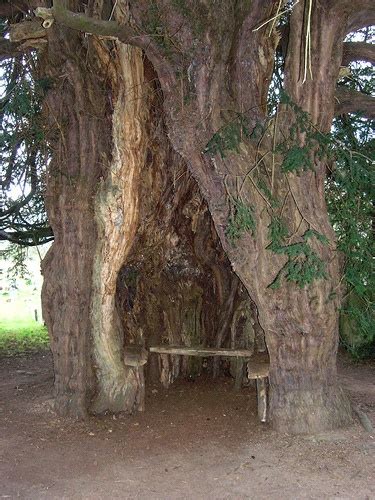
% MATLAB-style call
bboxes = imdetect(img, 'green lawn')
[0,318,50,355]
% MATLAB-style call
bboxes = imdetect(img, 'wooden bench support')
[150,346,270,423]
[149,346,253,357]
[124,346,148,412]
[255,378,268,422]
[150,346,252,389]
[234,358,245,391]
[247,355,270,423]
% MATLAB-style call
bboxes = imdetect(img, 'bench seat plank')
[149,346,253,357]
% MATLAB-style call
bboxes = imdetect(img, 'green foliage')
[226,197,255,243]
[0,244,30,287]
[267,216,289,251]
[0,45,52,245]
[204,115,251,158]
[327,117,374,357]
[276,91,331,173]
[340,297,375,359]
[280,144,313,172]
[0,319,49,356]
[256,178,280,208]
[267,217,328,289]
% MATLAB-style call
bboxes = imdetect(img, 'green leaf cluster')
[277,91,332,173]
[279,144,313,172]
[327,114,374,357]
[1,47,52,245]
[267,218,328,289]
[226,197,255,243]
[204,115,250,158]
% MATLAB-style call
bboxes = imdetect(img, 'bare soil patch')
[0,352,374,499]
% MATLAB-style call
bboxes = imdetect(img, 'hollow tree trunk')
[40,20,245,415]
[121,0,353,432]
[40,0,356,431]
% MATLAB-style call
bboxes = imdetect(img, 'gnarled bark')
[39,0,361,432]
[40,21,250,416]
[90,43,150,414]
[41,28,111,417]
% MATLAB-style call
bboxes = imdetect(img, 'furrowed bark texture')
[115,0,353,433]
[40,9,257,415]
[39,0,363,431]
[41,26,111,417]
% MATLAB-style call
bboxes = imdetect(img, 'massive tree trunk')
[35,0,372,431]
[41,21,155,415]
[118,0,352,433]
[40,12,250,417]
[40,27,108,416]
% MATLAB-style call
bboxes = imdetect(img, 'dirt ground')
[0,352,374,500]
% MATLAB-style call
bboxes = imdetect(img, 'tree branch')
[39,1,177,87]
[50,0,143,48]
[0,227,54,246]
[346,9,375,34]
[335,87,375,119]
[342,42,375,65]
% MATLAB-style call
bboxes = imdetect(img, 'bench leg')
[256,377,268,423]
[234,358,244,390]
[137,367,145,412]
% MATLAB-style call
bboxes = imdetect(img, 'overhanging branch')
[335,87,375,119]
[49,0,143,48]
[342,42,375,66]
[346,9,375,33]
[36,1,176,86]
[0,227,54,246]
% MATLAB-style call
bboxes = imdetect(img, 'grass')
[0,318,50,356]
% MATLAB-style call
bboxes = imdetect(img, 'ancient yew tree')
[1,0,374,433]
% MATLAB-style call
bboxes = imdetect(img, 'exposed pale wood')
[134,368,145,412]
[247,356,270,379]
[159,354,172,388]
[247,363,270,379]
[149,346,253,357]
[90,43,150,414]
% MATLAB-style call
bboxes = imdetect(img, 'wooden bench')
[246,353,270,423]
[149,346,270,423]
[123,345,148,411]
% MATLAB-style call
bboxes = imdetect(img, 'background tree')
[1,0,374,433]
[0,2,52,246]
